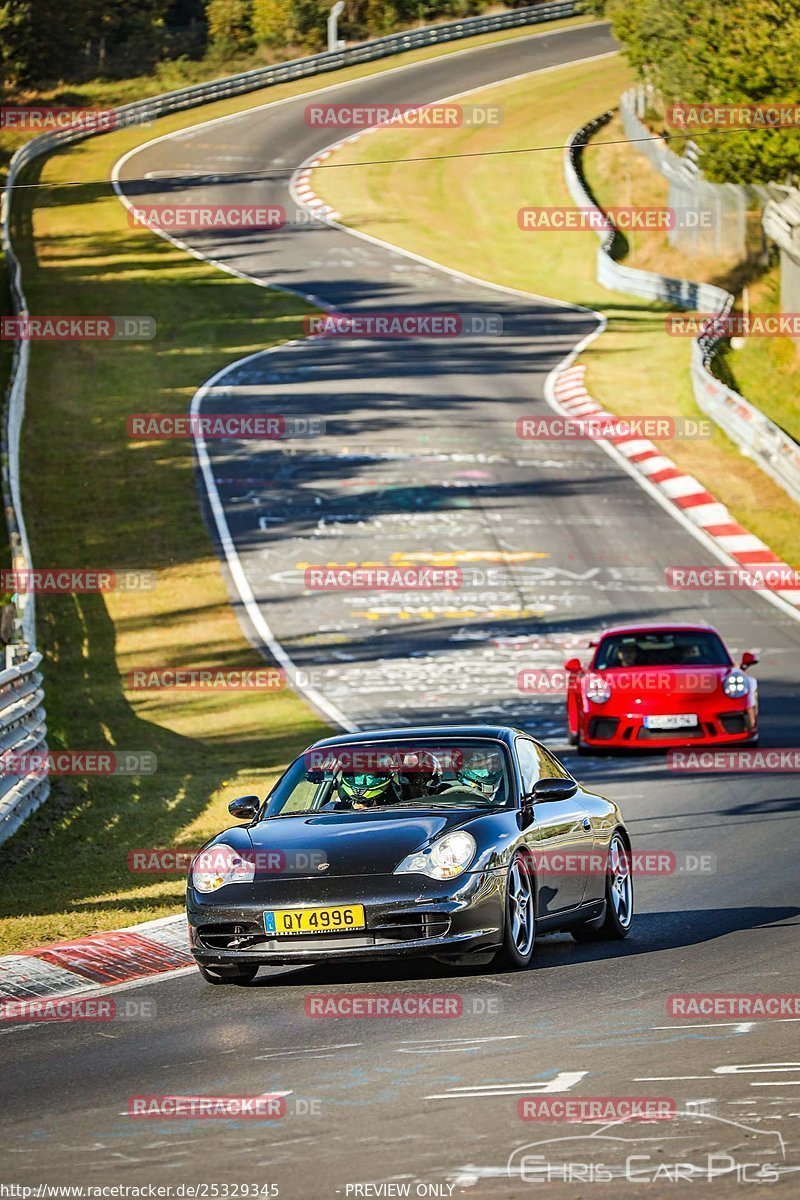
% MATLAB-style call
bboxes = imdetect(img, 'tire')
[571,833,633,942]
[491,852,536,969]
[576,731,591,756]
[198,962,259,985]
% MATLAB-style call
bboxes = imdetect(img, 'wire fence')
[620,86,758,262]
[763,188,800,330]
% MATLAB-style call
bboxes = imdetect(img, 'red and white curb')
[0,915,191,1001]
[293,143,352,221]
[295,128,386,219]
[552,364,800,610]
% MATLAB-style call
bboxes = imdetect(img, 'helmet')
[457,752,503,796]
[338,771,395,804]
[398,750,444,793]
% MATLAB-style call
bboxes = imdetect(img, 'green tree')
[251,0,296,48]
[1,0,90,88]
[84,0,172,78]
[0,0,173,87]
[606,0,800,184]
[207,0,254,55]
[0,0,36,90]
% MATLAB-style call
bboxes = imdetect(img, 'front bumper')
[187,868,504,965]
[580,704,757,750]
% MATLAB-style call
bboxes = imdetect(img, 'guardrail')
[1,2,580,841]
[0,652,48,846]
[564,111,800,507]
[763,187,800,318]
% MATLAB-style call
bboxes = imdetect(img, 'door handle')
[581,817,592,831]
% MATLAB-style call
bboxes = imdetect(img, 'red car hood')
[583,665,737,714]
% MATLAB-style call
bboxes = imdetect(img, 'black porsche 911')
[187,725,633,983]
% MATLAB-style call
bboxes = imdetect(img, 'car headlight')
[191,844,255,893]
[395,831,477,880]
[585,674,612,704]
[723,671,748,699]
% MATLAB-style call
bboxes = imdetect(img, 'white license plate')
[644,714,699,730]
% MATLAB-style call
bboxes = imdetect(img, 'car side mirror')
[740,651,759,669]
[564,658,582,673]
[527,777,579,804]
[228,794,260,820]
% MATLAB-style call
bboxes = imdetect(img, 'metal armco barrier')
[0,3,578,841]
[0,652,48,846]
[763,187,800,321]
[564,112,800,507]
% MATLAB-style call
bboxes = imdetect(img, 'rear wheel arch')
[516,845,538,918]
[614,825,632,855]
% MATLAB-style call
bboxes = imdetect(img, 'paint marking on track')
[424,1070,587,1099]
[254,1043,361,1059]
[638,1080,719,1089]
[652,1022,756,1032]
[397,1035,523,1044]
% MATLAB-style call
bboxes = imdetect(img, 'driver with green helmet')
[438,749,505,801]
[335,768,403,809]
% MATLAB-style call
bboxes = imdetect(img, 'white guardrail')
[0,2,578,843]
[0,652,48,845]
[565,110,800,507]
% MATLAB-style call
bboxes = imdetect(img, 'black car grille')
[197,922,266,950]
[719,712,749,734]
[197,912,451,950]
[588,717,620,740]
[372,912,451,941]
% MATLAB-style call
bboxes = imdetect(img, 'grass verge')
[0,138,330,952]
[314,55,800,567]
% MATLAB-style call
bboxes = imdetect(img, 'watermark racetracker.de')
[0,569,156,593]
[127,415,324,439]
[0,106,153,131]
[1,317,156,340]
[0,998,156,1022]
[304,312,503,337]
[518,206,714,232]
[0,751,157,777]
[516,415,711,441]
[304,102,503,129]
[304,993,501,1018]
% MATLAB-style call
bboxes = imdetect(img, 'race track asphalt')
[3,20,800,1197]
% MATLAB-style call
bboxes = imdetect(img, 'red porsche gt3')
[565,623,759,753]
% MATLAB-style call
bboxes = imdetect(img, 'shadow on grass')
[0,153,330,938]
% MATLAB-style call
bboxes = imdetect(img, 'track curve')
[3,21,800,1197]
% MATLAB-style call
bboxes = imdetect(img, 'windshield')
[594,630,731,669]
[262,739,512,817]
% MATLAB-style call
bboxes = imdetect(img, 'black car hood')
[244,808,484,877]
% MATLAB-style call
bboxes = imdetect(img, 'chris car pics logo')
[505,1111,787,1185]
